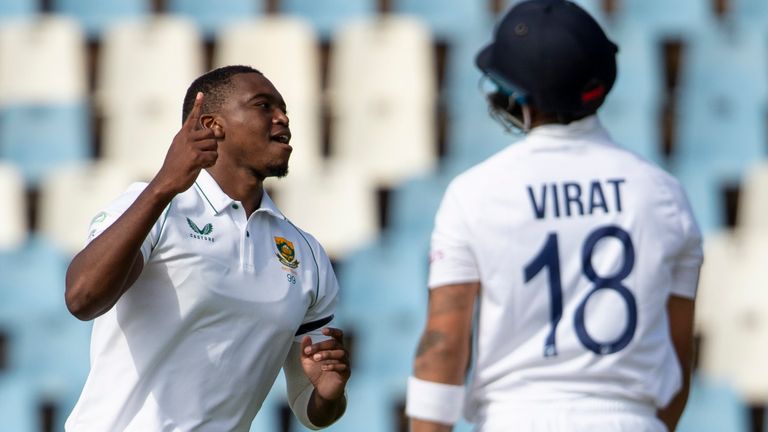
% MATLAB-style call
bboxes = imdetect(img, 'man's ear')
[200,114,216,129]
[201,115,224,138]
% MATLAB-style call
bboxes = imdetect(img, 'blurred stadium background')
[0,0,766,430]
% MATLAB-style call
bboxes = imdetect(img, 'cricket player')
[405,1,702,431]
[64,66,349,431]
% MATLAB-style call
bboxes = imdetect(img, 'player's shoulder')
[616,149,688,202]
[447,144,526,192]
[106,181,149,208]
[123,181,149,196]
[281,218,331,261]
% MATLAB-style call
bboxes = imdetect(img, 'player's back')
[429,116,701,421]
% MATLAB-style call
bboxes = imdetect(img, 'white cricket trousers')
[473,398,668,432]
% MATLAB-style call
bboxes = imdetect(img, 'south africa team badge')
[274,237,300,269]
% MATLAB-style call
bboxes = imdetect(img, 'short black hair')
[181,65,263,124]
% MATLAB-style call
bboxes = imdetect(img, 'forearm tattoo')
[416,330,446,358]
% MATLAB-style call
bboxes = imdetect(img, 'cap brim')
[475,43,495,73]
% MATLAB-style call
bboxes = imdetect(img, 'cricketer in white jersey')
[406,1,702,431]
[65,66,350,431]
[428,116,700,429]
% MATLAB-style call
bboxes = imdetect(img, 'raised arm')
[65,92,219,320]
[408,282,479,432]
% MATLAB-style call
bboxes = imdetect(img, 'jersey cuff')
[428,276,481,290]
[294,315,334,336]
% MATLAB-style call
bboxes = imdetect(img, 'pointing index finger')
[185,92,204,130]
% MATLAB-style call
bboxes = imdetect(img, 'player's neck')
[206,165,264,217]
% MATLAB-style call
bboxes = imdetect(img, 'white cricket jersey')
[66,169,339,432]
[428,116,702,421]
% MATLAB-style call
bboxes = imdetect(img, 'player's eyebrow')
[246,93,287,112]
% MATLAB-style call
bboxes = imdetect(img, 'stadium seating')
[671,28,767,233]
[599,25,665,165]
[0,0,36,20]
[735,161,768,235]
[280,0,376,38]
[672,163,730,234]
[325,375,404,432]
[677,374,749,432]
[0,374,39,432]
[0,163,27,250]
[695,230,742,380]
[437,26,521,168]
[618,0,717,37]
[393,0,493,40]
[0,235,70,321]
[167,0,264,39]
[269,160,379,260]
[387,173,451,236]
[97,15,204,177]
[336,230,429,378]
[51,0,151,38]
[727,0,768,25]
[37,161,137,256]
[674,27,767,166]
[503,0,609,26]
[0,15,91,184]
[249,371,285,431]
[328,15,438,187]
[723,235,768,403]
[0,15,87,104]
[214,16,323,175]
[0,103,91,185]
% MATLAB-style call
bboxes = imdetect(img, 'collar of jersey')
[527,114,608,141]
[193,169,286,220]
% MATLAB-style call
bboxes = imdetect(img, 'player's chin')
[264,162,289,179]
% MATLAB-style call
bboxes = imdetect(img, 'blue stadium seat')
[393,0,492,40]
[0,315,91,431]
[167,0,264,39]
[336,232,429,378]
[0,0,36,19]
[388,173,452,236]
[0,236,70,320]
[599,25,665,165]
[0,236,90,430]
[323,375,402,432]
[0,374,39,432]
[318,372,475,432]
[441,32,522,168]
[250,370,286,431]
[677,374,749,432]
[673,28,767,190]
[502,0,609,27]
[51,0,150,38]
[728,0,768,26]
[672,161,734,235]
[280,0,375,38]
[0,103,91,185]
[618,0,716,37]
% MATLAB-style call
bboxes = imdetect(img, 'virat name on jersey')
[527,178,625,219]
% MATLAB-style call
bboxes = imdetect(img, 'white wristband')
[405,376,465,424]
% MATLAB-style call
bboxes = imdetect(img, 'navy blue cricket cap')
[476,0,618,117]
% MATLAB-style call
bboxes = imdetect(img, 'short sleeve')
[667,181,704,299]
[293,237,339,342]
[428,181,480,289]
[85,182,166,265]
